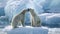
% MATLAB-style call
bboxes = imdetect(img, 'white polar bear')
[11,9,27,28]
[29,9,41,27]
[11,8,41,28]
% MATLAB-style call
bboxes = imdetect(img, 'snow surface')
[2,25,60,34]
[2,26,48,34]
[48,28,60,34]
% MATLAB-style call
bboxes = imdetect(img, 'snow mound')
[2,25,13,32]
[7,27,48,34]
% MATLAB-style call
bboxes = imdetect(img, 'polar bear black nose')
[28,9,30,11]
[27,8,30,11]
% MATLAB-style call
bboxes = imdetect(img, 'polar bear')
[11,9,27,28]
[11,8,41,28]
[29,9,41,27]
